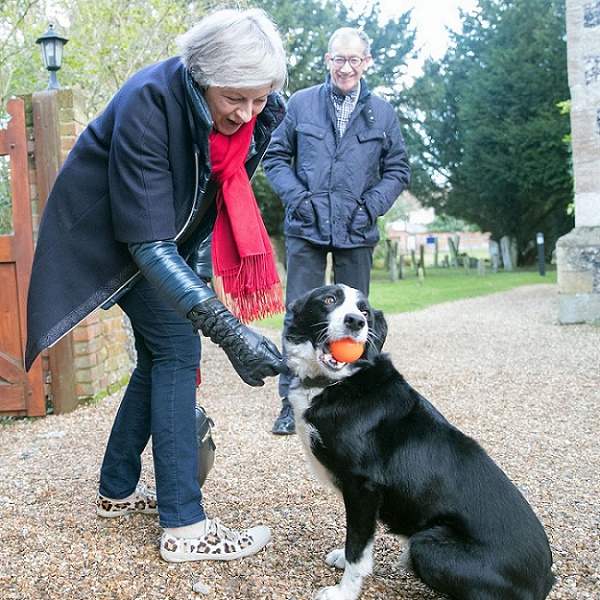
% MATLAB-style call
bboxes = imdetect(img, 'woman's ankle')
[99,489,136,503]
[164,519,207,538]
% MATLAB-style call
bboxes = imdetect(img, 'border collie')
[284,284,555,600]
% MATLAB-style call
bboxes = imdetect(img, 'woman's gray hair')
[177,8,287,91]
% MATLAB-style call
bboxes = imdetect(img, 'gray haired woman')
[26,8,288,562]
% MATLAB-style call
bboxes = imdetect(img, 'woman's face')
[204,85,272,136]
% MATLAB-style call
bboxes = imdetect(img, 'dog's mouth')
[318,343,348,371]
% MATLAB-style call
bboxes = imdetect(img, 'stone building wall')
[557,0,600,324]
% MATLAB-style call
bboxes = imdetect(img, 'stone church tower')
[557,0,600,323]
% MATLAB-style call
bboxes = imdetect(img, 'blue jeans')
[99,278,205,528]
[279,237,373,398]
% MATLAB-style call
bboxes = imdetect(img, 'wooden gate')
[0,98,45,417]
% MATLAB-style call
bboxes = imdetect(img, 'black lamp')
[36,23,69,90]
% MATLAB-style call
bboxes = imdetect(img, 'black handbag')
[195,405,216,488]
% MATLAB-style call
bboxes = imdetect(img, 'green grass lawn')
[257,266,556,329]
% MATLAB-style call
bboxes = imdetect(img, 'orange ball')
[329,338,365,363]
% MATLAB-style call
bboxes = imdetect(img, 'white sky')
[346,0,479,60]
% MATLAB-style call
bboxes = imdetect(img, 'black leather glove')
[188,297,289,387]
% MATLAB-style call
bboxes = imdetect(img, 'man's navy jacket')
[262,75,410,249]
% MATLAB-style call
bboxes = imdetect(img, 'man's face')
[325,35,371,95]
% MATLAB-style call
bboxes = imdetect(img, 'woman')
[25,8,288,562]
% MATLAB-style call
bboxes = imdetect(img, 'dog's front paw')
[315,585,346,600]
[324,548,346,569]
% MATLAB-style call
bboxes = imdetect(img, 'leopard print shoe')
[97,484,158,517]
[160,518,271,562]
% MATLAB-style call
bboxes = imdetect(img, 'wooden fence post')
[32,90,78,415]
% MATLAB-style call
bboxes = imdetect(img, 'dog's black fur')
[285,284,555,600]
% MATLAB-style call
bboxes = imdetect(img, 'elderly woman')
[25,8,288,562]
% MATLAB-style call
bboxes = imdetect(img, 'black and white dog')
[284,284,555,600]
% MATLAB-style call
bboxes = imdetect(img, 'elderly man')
[263,27,410,434]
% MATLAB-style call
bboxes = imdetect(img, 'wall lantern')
[36,23,69,90]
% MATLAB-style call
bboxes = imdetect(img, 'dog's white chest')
[288,386,341,497]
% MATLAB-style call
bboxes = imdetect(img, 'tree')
[1,0,208,118]
[405,0,573,264]
[251,0,415,235]
[251,0,357,237]
[254,0,348,95]
[0,0,415,237]
[0,0,47,107]
[54,0,208,118]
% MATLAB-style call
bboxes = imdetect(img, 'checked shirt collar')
[331,83,360,138]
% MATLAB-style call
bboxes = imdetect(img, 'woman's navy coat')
[25,57,280,370]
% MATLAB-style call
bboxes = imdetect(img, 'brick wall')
[72,307,134,400]
[25,87,134,411]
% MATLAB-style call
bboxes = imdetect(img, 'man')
[263,27,410,434]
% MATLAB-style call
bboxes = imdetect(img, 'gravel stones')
[0,284,597,599]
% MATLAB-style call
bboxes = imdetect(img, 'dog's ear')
[284,295,309,343]
[356,308,387,365]
[287,296,307,320]
[371,309,388,352]
[369,309,388,352]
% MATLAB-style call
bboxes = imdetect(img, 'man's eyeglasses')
[330,56,367,69]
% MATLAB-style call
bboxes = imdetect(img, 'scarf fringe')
[209,118,284,323]
[214,278,285,323]
[214,254,285,323]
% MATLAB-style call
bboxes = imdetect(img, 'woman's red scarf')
[209,116,284,322]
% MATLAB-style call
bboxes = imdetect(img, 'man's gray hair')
[177,8,287,90]
[328,27,371,57]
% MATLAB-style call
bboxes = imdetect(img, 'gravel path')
[0,284,598,600]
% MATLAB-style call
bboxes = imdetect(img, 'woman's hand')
[188,298,289,386]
